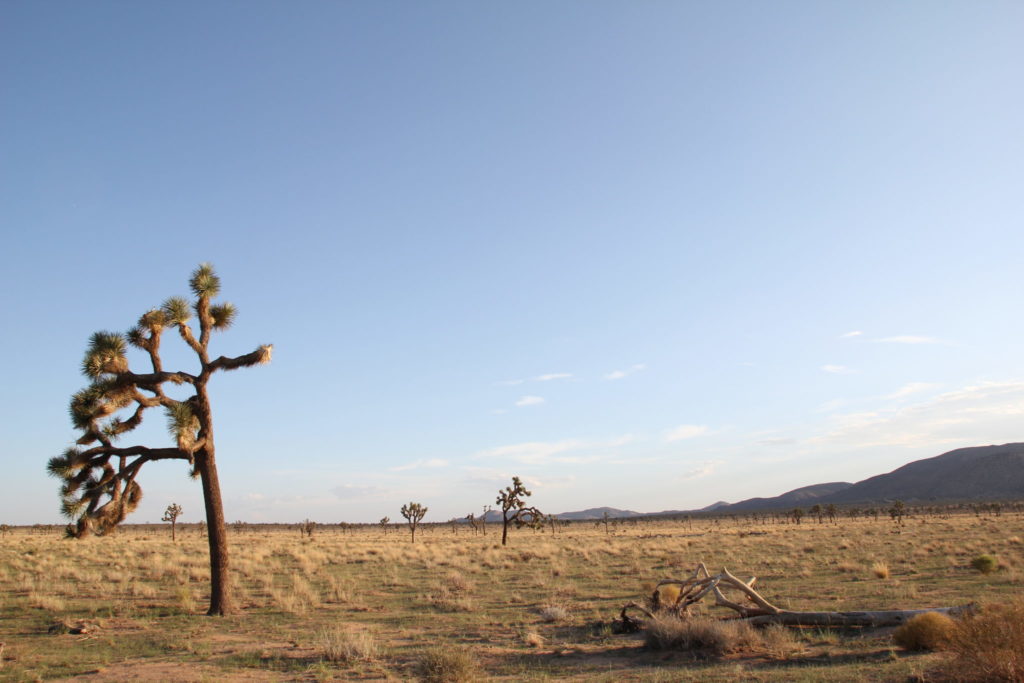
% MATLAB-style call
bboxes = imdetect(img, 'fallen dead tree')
[615,562,974,632]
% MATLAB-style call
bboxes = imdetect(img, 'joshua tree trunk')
[197,451,233,615]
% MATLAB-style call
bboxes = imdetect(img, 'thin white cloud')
[389,458,450,472]
[534,373,572,382]
[462,467,576,491]
[496,372,572,386]
[875,335,944,345]
[664,424,709,442]
[490,408,508,415]
[605,363,646,380]
[680,460,721,481]
[757,437,797,447]
[515,395,545,407]
[817,398,846,413]
[839,331,863,339]
[822,364,855,374]
[885,382,941,401]
[805,380,1024,452]
[476,435,633,464]
[332,484,389,499]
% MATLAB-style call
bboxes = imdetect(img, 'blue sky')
[3,2,1023,524]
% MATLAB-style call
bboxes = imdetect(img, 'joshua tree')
[496,476,543,546]
[0,524,10,538]
[790,508,804,525]
[300,519,316,537]
[889,500,906,526]
[47,263,272,615]
[810,504,823,524]
[400,502,427,543]
[379,516,390,536]
[481,504,491,537]
[162,503,183,542]
[548,514,559,535]
[465,512,479,535]
[825,503,838,525]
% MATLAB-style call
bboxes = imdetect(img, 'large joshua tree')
[48,263,271,616]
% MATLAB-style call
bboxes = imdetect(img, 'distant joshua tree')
[810,504,824,524]
[47,264,272,615]
[300,519,316,538]
[465,512,479,535]
[481,505,491,537]
[496,476,543,546]
[889,500,906,526]
[400,502,427,543]
[0,524,10,538]
[379,516,390,536]
[826,503,838,525]
[790,508,805,525]
[162,503,183,541]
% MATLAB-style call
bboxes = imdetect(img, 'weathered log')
[743,604,976,628]
[617,563,976,633]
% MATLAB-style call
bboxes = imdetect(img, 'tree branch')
[208,345,273,372]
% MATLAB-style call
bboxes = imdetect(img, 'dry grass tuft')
[523,630,545,647]
[318,627,378,663]
[892,612,956,651]
[941,600,1024,682]
[415,646,481,682]
[871,561,890,579]
[644,616,763,658]
[538,604,570,623]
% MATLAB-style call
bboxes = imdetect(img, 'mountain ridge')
[550,442,1024,519]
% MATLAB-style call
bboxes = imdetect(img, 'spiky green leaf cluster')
[165,400,198,442]
[81,331,127,378]
[162,296,192,325]
[47,448,85,479]
[68,380,132,430]
[210,302,237,330]
[189,263,221,298]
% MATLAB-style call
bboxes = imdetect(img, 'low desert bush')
[871,561,890,579]
[892,612,956,651]
[538,604,570,623]
[426,586,474,612]
[644,616,762,657]
[415,646,481,682]
[942,600,1024,681]
[523,630,545,647]
[318,627,378,663]
[970,554,998,574]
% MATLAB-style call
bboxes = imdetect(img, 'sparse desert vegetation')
[1,510,1023,681]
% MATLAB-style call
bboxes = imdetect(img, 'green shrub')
[892,612,956,651]
[971,554,998,574]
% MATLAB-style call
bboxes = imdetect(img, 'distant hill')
[554,506,641,521]
[820,442,1024,504]
[718,482,853,513]
[550,443,1024,519]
